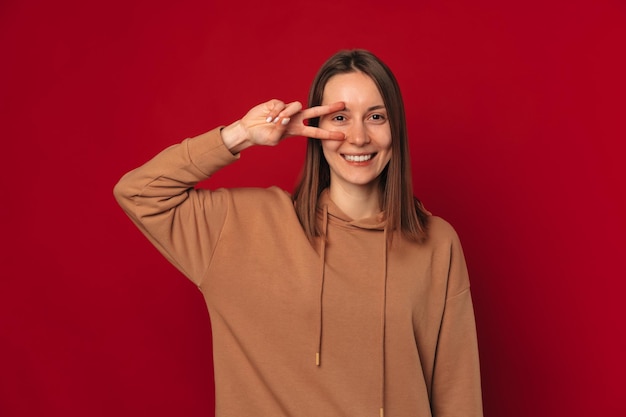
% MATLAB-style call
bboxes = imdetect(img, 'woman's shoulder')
[425,215,462,245]
[214,185,294,213]
[227,185,292,201]
[220,186,299,228]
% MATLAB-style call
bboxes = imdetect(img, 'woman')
[114,49,483,417]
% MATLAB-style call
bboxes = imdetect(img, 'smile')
[343,153,375,162]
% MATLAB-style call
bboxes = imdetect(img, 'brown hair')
[292,49,429,243]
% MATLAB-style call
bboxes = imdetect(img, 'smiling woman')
[114,49,483,417]
[318,72,393,215]
[294,50,430,245]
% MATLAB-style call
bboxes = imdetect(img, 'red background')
[1,1,625,416]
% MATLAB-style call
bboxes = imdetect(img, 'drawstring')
[380,226,388,417]
[314,200,388,417]
[316,204,329,366]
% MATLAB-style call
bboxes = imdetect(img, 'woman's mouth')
[342,153,376,162]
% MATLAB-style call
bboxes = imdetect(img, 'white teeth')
[344,154,373,162]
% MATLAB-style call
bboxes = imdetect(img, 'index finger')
[299,101,345,121]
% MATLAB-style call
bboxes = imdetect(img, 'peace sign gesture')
[221,99,346,154]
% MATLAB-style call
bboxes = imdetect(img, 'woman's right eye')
[332,115,345,122]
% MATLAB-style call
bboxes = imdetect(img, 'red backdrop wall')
[1,1,624,416]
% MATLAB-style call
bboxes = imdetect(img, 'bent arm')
[113,128,238,285]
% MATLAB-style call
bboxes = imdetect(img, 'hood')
[317,189,387,230]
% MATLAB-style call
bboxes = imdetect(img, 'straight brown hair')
[293,49,429,243]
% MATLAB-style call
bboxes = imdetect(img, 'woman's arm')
[113,99,346,285]
[430,229,484,416]
[113,129,237,285]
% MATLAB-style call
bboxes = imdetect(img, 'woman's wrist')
[221,120,251,154]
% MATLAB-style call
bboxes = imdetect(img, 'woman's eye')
[370,113,386,121]
[333,115,346,122]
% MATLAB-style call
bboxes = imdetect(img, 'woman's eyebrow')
[340,104,386,112]
[368,104,386,111]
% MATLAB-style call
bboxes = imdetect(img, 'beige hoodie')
[114,128,483,417]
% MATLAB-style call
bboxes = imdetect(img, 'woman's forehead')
[322,72,383,105]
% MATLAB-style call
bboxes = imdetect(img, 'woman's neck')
[328,183,382,220]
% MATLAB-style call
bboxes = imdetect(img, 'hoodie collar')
[317,189,387,230]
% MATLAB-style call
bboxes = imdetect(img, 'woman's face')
[319,71,392,194]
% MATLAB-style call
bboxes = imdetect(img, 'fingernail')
[266,116,273,123]
[281,117,290,126]
[272,117,280,124]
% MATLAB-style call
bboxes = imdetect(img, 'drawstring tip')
[380,407,384,417]
[315,352,320,366]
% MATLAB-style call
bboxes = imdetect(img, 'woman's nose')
[346,122,370,146]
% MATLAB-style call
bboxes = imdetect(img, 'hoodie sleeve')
[431,228,484,417]
[113,128,238,286]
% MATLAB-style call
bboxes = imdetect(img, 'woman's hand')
[221,99,345,154]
